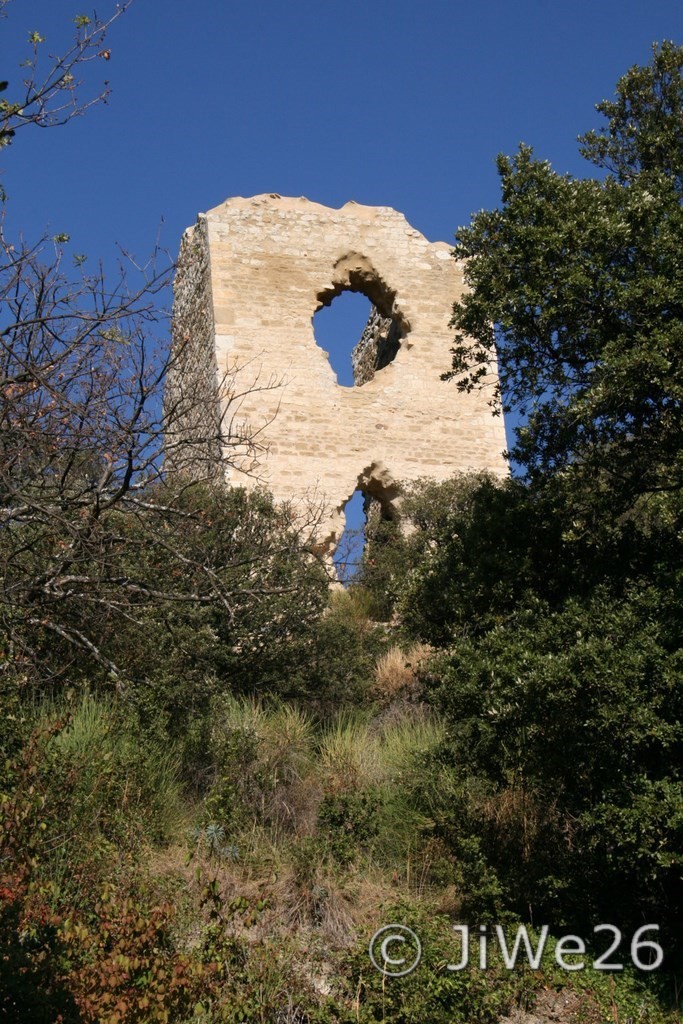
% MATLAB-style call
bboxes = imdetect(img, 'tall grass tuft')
[206,696,317,839]
[202,699,451,901]
[372,643,432,704]
[318,712,381,793]
[35,693,183,906]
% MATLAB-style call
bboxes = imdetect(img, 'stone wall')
[165,217,223,479]
[169,194,507,551]
[351,307,402,387]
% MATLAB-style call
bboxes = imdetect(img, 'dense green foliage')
[360,474,683,956]
[429,585,682,927]
[446,41,683,529]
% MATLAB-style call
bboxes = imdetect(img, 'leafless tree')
[0,3,328,691]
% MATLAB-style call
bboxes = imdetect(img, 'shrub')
[371,643,432,705]
[337,904,532,1024]
[59,890,217,1024]
[1,696,183,914]
[428,585,683,957]
[289,588,389,712]
[317,790,380,866]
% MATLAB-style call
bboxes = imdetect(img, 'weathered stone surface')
[165,217,224,480]
[169,194,507,551]
[351,306,402,387]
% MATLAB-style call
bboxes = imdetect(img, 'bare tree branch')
[1,2,133,157]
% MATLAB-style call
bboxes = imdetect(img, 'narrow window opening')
[334,489,367,583]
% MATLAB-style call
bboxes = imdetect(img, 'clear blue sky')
[2,0,681,559]
[4,0,681,257]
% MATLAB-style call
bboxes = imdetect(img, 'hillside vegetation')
[1,24,682,1024]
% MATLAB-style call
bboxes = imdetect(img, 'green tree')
[359,471,681,649]
[579,40,683,188]
[445,42,683,526]
[429,48,683,961]
[427,583,683,954]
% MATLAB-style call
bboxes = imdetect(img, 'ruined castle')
[167,194,506,552]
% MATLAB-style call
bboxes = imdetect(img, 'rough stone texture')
[351,306,402,386]
[165,217,223,480]
[170,194,507,551]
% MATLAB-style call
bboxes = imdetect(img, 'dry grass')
[475,781,564,863]
[371,642,432,704]
[276,859,356,945]
[157,699,455,954]
[317,713,382,793]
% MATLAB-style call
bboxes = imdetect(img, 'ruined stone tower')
[167,194,507,551]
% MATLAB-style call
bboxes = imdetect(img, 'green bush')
[318,790,380,866]
[1,695,183,911]
[286,588,390,712]
[337,909,680,1024]
[427,585,683,957]
[337,904,533,1024]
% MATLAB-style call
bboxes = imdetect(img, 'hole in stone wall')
[333,482,399,584]
[313,292,373,388]
[334,489,367,583]
[313,290,402,388]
